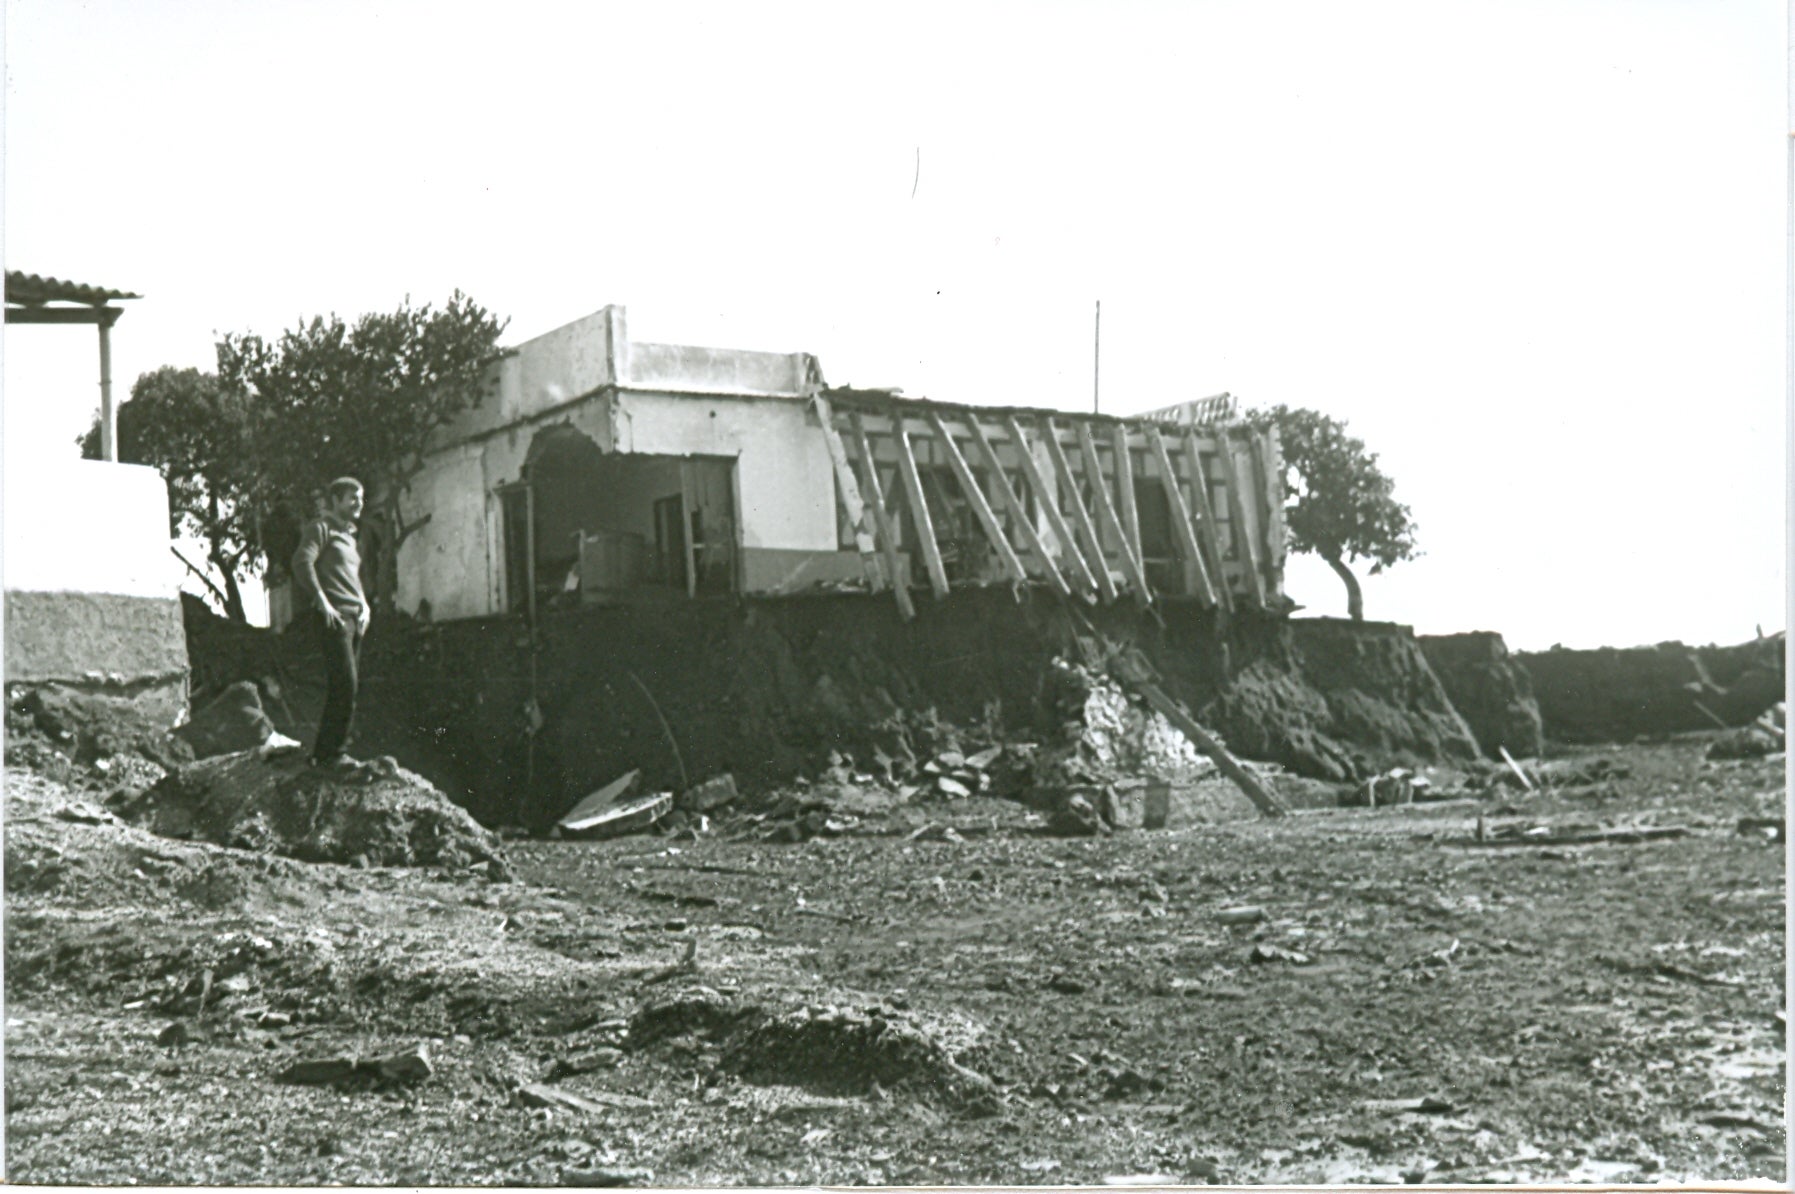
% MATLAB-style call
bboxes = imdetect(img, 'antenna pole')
[1092,299,1101,414]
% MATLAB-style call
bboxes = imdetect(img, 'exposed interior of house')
[507,424,738,612]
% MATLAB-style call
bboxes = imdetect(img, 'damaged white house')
[387,305,1290,623]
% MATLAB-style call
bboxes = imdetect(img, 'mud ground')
[4,735,1785,1185]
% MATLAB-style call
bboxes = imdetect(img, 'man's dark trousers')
[312,610,363,763]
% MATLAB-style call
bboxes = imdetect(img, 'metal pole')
[97,312,117,461]
[1092,300,1101,415]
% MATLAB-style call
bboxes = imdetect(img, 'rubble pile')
[124,750,508,872]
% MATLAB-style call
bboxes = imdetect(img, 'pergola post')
[98,309,120,462]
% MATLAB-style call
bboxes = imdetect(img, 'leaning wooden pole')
[848,409,916,621]
[1124,676,1286,818]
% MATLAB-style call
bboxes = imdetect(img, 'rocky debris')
[629,987,998,1113]
[1340,767,1436,807]
[1418,631,1545,759]
[561,1165,655,1187]
[676,773,738,813]
[7,683,193,774]
[126,749,505,870]
[277,1043,433,1088]
[177,680,278,758]
[1706,728,1782,761]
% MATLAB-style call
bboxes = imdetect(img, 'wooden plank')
[1003,415,1099,596]
[1180,426,1233,614]
[811,394,885,591]
[1075,420,1152,601]
[1038,417,1117,603]
[888,407,950,599]
[1256,424,1289,581]
[923,410,1029,586]
[1246,429,1286,601]
[848,410,916,621]
[1215,429,1267,607]
[1110,422,1144,573]
[1124,675,1286,818]
[962,414,1071,597]
[1145,425,1217,606]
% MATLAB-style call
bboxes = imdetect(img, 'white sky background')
[3,0,1785,649]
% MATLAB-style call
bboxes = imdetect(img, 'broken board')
[559,790,672,839]
[558,769,643,833]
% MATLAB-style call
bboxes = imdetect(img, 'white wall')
[4,458,180,599]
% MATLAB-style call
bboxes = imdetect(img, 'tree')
[80,366,260,621]
[216,292,509,615]
[1242,404,1418,621]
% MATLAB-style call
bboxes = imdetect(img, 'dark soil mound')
[1519,636,1786,742]
[1209,619,1483,781]
[128,751,505,869]
[6,684,193,772]
[1418,631,1544,758]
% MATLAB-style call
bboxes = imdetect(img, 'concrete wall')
[3,459,188,723]
[627,343,814,396]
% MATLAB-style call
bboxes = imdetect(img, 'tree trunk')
[218,563,247,623]
[1324,553,1364,621]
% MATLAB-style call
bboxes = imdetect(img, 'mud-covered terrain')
[4,732,1784,1186]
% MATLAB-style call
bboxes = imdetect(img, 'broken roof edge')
[822,386,1249,431]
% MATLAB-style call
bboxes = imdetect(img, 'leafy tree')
[216,292,509,615]
[1242,404,1418,621]
[80,366,259,621]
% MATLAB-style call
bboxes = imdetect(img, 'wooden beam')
[962,414,1071,597]
[1110,423,1144,574]
[811,395,886,591]
[1003,416,1099,596]
[1146,425,1217,606]
[1215,429,1268,607]
[849,409,916,620]
[1075,420,1151,601]
[1249,428,1288,593]
[1180,426,1233,614]
[5,305,124,326]
[1039,417,1117,603]
[888,407,950,599]
[923,410,1030,587]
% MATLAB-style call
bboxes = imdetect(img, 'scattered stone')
[1249,943,1311,966]
[677,773,738,813]
[1215,905,1266,925]
[1047,792,1109,837]
[277,1043,432,1087]
[1046,974,1089,994]
[548,1048,624,1080]
[561,1165,655,1187]
[156,1020,192,1047]
[936,776,972,799]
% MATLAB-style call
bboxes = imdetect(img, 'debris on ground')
[278,1043,433,1088]
[121,749,506,869]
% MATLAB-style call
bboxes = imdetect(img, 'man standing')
[292,477,371,768]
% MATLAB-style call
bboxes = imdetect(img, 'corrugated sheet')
[5,271,141,306]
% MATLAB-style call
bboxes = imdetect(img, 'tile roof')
[5,270,141,306]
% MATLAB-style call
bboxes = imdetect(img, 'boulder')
[177,681,278,758]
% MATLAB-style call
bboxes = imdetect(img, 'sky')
[3,0,1785,650]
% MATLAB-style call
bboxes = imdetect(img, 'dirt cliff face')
[184,593,1486,827]
[1419,631,1544,758]
[1519,637,1785,743]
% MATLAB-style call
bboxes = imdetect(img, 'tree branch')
[170,546,231,612]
